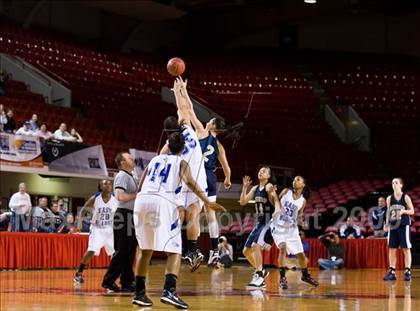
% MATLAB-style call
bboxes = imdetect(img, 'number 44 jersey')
[140,154,183,205]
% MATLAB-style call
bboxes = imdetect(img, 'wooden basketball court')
[1,263,418,310]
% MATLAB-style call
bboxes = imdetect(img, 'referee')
[102,152,138,292]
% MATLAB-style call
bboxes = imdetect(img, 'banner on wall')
[129,148,157,180]
[0,133,43,167]
[44,141,108,176]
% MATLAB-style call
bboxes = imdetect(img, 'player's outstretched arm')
[239,176,257,206]
[217,141,232,190]
[175,78,206,134]
[172,78,191,126]
[180,160,226,212]
[79,195,96,225]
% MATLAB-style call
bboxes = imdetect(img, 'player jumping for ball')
[74,180,118,284]
[175,77,232,266]
[160,78,219,272]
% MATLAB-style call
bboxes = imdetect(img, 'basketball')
[167,57,185,76]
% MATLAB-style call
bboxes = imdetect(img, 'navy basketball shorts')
[244,221,266,248]
[388,225,412,249]
[206,169,217,201]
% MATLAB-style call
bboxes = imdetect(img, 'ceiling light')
[304,0,317,3]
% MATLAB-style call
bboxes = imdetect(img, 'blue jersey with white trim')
[254,184,275,223]
[199,134,219,172]
[389,193,410,227]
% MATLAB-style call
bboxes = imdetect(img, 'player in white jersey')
[132,132,224,309]
[160,77,208,272]
[179,77,232,266]
[74,180,118,284]
[270,175,318,289]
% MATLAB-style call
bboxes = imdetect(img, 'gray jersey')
[114,170,138,211]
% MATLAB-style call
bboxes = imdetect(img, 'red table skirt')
[0,232,111,269]
[263,238,406,269]
[0,233,406,270]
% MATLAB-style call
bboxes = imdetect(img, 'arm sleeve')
[8,194,19,211]
[114,173,128,192]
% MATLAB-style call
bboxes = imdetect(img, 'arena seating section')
[311,56,420,181]
[0,22,378,184]
[1,22,419,236]
[0,26,418,180]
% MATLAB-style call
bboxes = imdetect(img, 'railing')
[0,53,52,103]
[35,62,69,86]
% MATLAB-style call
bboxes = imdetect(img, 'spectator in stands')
[28,114,39,131]
[318,232,345,270]
[0,70,10,96]
[58,214,79,234]
[54,123,76,141]
[31,197,48,232]
[8,182,32,232]
[0,104,7,132]
[369,196,388,237]
[44,201,65,232]
[70,128,83,143]
[0,207,12,231]
[57,198,67,214]
[16,121,34,136]
[35,123,53,142]
[216,236,234,268]
[4,109,16,134]
[339,217,362,239]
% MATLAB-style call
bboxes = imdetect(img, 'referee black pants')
[102,209,137,288]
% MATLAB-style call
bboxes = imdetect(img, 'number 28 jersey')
[140,154,183,203]
[92,193,118,228]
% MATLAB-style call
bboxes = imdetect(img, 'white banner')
[0,133,42,164]
[129,149,157,180]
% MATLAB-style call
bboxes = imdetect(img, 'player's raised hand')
[206,202,226,212]
[177,76,188,98]
[224,177,232,190]
[242,175,252,189]
[172,77,181,92]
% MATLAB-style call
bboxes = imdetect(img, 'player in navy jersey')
[271,176,318,289]
[240,166,279,288]
[177,79,231,265]
[383,178,415,282]
[74,180,118,284]
[160,78,214,272]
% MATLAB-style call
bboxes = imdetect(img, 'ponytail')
[302,186,311,200]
